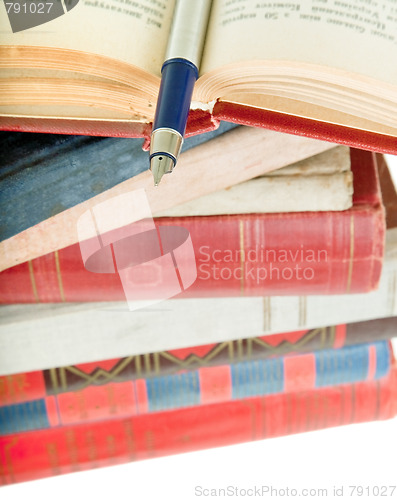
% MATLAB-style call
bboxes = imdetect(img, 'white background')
[2,155,397,500]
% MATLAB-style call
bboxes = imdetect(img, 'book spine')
[0,109,214,140]
[0,342,391,435]
[213,102,397,156]
[0,204,385,302]
[2,319,396,403]
[1,368,396,486]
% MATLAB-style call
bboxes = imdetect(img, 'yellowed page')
[0,0,175,76]
[202,0,397,85]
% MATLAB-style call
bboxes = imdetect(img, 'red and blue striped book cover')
[1,361,396,486]
[0,341,391,435]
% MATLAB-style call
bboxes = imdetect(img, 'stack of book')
[1,0,397,487]
[0,124,396,485]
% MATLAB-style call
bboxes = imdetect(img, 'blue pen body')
[153,58,198,136]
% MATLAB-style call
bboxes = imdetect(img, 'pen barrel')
[165,0,212,67]
[153,58,198,136]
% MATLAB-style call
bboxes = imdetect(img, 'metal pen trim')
[165,0,213,67]
[149,127,183,164]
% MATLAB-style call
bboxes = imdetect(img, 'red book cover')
[1,105,396,156]
[0,149,386,303]
[1,364,396,486]
[0,109,215,141]
[212,102,397,156]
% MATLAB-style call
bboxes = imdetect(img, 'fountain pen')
[149,0,212,186]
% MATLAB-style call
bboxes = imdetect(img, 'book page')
[202,0,397,85]
[154,147,353,217]
[0,0,175,76]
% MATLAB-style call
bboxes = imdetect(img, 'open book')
[1,0,397,151]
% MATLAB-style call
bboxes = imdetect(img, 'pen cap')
[165,0,212,68]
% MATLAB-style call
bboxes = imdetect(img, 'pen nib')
[150,155,175,186]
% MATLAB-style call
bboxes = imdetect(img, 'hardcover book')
[1,358,396,485]
[2,317,396,399]
[0,340,392,431]
[0,0,397,153]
